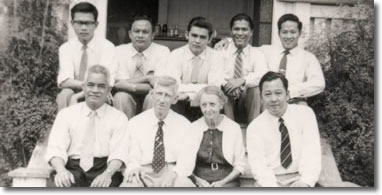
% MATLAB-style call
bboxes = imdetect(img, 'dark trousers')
[61,157,123,187]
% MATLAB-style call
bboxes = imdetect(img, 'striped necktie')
[152,120,165,173]
[279,117,292,169]
[233,49,243,79]
[78,44,88,80]
[279,50,290,76]
[134,52,144,77]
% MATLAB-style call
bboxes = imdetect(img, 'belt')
[197,162,231,171]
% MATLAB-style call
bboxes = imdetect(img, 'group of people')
[45,1,325,187]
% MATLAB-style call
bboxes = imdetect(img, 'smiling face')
[279,20,301,50]
[83,72,110,110]
[200,93,224,121]
[261,78,289,118]
[72,12,98,45]
[152,84,177,119]
[231,19,253,49]
[186,26,210,56]
[129,19,154,52]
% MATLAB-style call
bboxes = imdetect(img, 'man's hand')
[177,92,190,101]
[54,169,75,187]
[147,75,157,87]
[105,92,113,105]
[214,38,229,51]
[290,181,310,187]
[125,167,147,183]
[69,91,84,105]
[159,171,177,187]
[193,175,211,187]
[224,78,245,93]
[210,180,226,187]
[90,171,112,187]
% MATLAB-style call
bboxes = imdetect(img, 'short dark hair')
[277,13,302,32]
[230,13,254,30]
[130,15,154,32]
[71,2,98,22]
[187,16,213,38]
[259,71,289,93]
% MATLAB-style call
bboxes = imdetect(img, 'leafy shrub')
[0,0,68,186]
[306,3,374,187]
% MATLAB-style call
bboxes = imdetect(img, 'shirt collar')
[149,108,174,128]
[185,45,208,61]
[130,43,152,59]
[200,116,226,132]
[75,36,97,51]
[279,45,299,56]
[266,104,290,122]
[230,44,250,56]
[82,102,107,118]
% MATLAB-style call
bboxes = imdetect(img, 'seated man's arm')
[50,157,75,187]
[288,53,325,98]
[247,121,279,187]
[60,79,83,90]
[296,107,322,187]
[114,79,152,95]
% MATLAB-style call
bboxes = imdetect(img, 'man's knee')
[56,88,75,110]
[174,176,196,187]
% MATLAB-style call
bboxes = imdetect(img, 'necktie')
[80,111,96,172]
[134,52,144,77]
[279,118,292,169]
[152,120,165,173]
[191,56,202,84]
[78,44,88,80]
[279,50,290,76]
[233,49,243,79]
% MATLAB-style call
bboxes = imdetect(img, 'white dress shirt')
[57,37,117,86]
[246,104,321,187]
[116,109,191,175]
[45,102,129,165]
[220,44,268,88]
[260,45,325,98]
[173,116,246,177]
[115,42,170,80]
[163,45,224,97]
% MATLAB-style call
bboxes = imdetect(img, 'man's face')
[152,85,177,115]
[200,94,223,121]
[129,20,154,52]
[261,78,289,117]
[231,19,253,49]
[186,26,210,56]
[83,72,110,110]
[279,20,301,50]
[72,12,98,44]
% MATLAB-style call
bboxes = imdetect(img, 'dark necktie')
[233,49,243,79]
[152,120,165,173]
[279,118,292,169]
[78,44,88,80]
[279,50,290,76]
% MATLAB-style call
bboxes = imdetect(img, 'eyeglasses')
[72,20,97,26]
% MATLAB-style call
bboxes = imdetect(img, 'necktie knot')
[82,44,87,50]
[279,117,284,123]
[237,48,243,55]
[283,49,290,55]
[158,120,164,127]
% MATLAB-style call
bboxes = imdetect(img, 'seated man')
[220,13,268,124]
[56,2,117,111]
[161,16,223,121]
[259,14,325,104]
[246,71,321,187]
[46,65,128,187]
[113,15,170,119]
[116,76,192,187]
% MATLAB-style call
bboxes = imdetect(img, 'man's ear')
[185,31,189,39]
[172,93,179,105]
[286,90,290,101]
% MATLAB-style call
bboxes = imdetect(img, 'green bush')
[306,3,374,187]
[0,0,67,186]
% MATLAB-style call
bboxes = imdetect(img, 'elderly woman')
[172,85,246,187]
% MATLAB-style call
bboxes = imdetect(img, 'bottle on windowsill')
[174,25,179,37]
[162,24,168,37]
